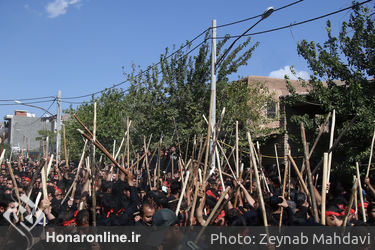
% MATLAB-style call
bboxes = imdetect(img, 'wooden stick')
[354,176,358,220]
[205,108,226,182]
[217,142,237,182]
[279,158,289,229]
[342,177,358,228]
[41,156,54,201]
[312,114,358,175]
[194,186,230,244]
[0,149,5,166]
[77,129,127,175]
[301,112,331,175]
[7,162,21,205]
[113,140,116,159]
[327,109,336,185]
[321,152,328,225]
[288,154,310,196]
[235,121,239,178]
[126,117,130,168]
[115,137,125,160]
[63,124,69,168]
[356,162,366,222]
[366,127,375,178]
[203,186,231,226]
[61,140,88,204]
[301,122,319,222]
[247,132,268,226]
[26,159,45,198]
[215,146,225,191]
[143,136,152,188]
[274,144,282,185]
[92,102,97,226]
[87,157,92,197]
[175,171,190,216]
[156,135,162,189]
[190,181,199,225]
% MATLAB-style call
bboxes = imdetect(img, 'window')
[266,101,278,118]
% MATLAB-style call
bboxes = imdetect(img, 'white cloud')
[45,0,81,18]
[268,66,309,80]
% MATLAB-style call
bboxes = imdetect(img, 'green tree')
[286,3,375,174]
[65,34,275,161]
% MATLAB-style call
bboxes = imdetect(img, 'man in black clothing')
[135,202,155,227]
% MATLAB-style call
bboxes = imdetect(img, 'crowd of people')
[1,144,375,231]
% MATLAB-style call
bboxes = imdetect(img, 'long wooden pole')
[62,124,69,167]
[312,115,358,175]
[126,117,130,168]
[61,139,88,204]
[143,136,152,188]
[356,162,366,222]
[175,171,190,216]
[301,122,319,222]
[190,181,199,225]
[327,109,336,185]
[288,154,310,196]
[302,112,331,175]
[321,153,328,225]
[274,144,282,185]
[92,102,97,226]
[235,121,239,178]
[247,132,268,226]
[77,129,126,175]
[366,127,375,178]
[279,159,289,228]
[0,149,5,166]
[342,178,358,228]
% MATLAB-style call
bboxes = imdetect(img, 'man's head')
[55,188,63,200]
[6,180,13,190]
[142,202,155,226]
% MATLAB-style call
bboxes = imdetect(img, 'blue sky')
[0,0,369,119]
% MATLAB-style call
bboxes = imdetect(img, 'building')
[246,76,322,167]
[3,110,56,155]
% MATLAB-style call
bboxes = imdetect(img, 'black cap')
[152,208,177,227]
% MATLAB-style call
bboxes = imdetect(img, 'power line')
[6,0,353,103]
[62,37,209,101]
[216,0,373,39]
[215,0,304,29]
[0,96,55,102]
[14,1,304,102]
[0,99,56,106]
[20,98,57,127]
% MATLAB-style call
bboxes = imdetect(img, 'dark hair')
[269,196,283,211]
[170,181,181,195]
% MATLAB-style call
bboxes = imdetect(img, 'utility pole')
[210,19,217,171]
[56,90,61,163]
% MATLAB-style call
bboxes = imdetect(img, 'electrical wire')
[3,0,366,103]
[26,1,304,101]
[0,99,56,106]
[216,0,372,39]
[18,98,57,127]
[215,0,304,29]
[0,96,55,102]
